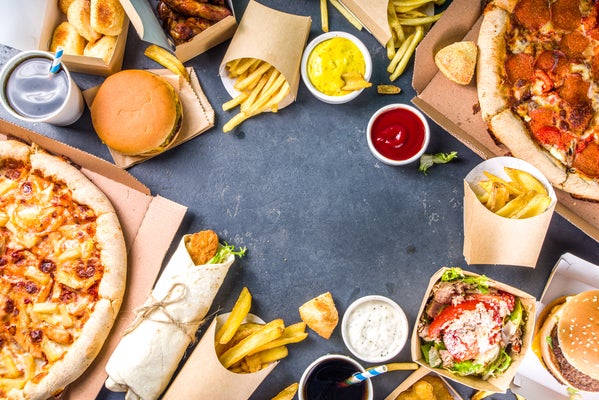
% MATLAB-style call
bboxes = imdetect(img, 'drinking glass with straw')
[337,362,418,388]
[49,46,64,75]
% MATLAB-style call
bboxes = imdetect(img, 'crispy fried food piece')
[184,230,219,265]
[420,375,453,400]
[272,382,299,400]
[434,41,478,85]
[299,292,338,339]
[397,380,435,400]
[157,1,214,45]
[471,390,495,400]
[162,0,231,21]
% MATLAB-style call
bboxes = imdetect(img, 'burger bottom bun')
[538,292,599,392]
[91,70,182,156]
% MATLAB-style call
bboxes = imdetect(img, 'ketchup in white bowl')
[366,104,430,166]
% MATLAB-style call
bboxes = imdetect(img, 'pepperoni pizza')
[478,0,599,200]
[0,140,127,399]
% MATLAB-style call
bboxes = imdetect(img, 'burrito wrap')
[104,235,235,400]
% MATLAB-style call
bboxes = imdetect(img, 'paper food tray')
[511,253,599,399]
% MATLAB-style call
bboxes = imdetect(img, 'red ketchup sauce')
[370,107,426,161]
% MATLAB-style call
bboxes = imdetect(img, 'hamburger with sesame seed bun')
[534,290,599,392]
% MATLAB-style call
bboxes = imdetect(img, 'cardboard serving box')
[411,268,536,393]
[119,0,237,63]
[463,157,557,267]
[384,367,463,400]
[337,0,390,47]
[411,0,599,243]
[43,1,129,76]
[162,313,277,399]
[0,118,188,399]
[512,253,599,400]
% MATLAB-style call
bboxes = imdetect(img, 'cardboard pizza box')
[0,118,188,399]
[411,0,599,243]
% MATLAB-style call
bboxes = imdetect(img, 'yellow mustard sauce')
[307,37,366,96]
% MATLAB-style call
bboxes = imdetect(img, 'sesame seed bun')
[537,290,599,391]
[91,70,182,156]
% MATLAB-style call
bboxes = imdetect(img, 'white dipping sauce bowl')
[300,31,372,104]
[341,295,409,363]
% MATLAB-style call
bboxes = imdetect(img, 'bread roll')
[84,35,116,63]
[91,0,125,36]
[50,22,86,56]
[58,0,76,14]
[68,0,102,43]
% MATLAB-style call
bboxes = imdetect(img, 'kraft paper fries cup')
[463,157,557,267]
[162,313,277,400]
[0,50,84,126]
[219,0,311,110]
[411,267,536,393]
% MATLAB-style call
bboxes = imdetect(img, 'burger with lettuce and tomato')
[417,268,526,380]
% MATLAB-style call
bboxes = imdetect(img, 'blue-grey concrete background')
[1,1,599,399]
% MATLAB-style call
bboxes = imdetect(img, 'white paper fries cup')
[463,156,557,267]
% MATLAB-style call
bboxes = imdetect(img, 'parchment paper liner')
[162,313,277,400]
[83,67,214,169]
[219,0,311,109]
[104,235,234,400]
[411,267,536,393]
[463,157,557,268]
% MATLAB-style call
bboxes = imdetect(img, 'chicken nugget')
[421,375,453,400]
[185,229,219,265]
[397,380,435,400]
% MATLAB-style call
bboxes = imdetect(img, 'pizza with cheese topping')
[0,140,126,399]
[477,0,599,200]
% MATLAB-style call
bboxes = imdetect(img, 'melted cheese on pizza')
[503,0,599,178]
[0,158,103,394]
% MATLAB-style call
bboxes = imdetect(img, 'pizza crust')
[0,139,127,399]
[477,6,510,122]
[489,109,569,188]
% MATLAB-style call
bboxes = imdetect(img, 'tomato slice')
[428,300,481,339]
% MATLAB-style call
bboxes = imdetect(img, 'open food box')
[119,0,237,62]
[384,367,463,400]
[0,118,188,399]
[511,253,599,400]
[411,0,599,243]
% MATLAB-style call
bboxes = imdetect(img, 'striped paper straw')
[339,365,388,387]
[49,47,64,75]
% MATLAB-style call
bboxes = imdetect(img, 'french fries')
[272,382,299,400]
[476,167,552,219]
[222,58,290,133]
[320,0,329,32]
[377,84,402,95]
[215,287,307,373]
[386,0,444,81]
[144,44,189,81]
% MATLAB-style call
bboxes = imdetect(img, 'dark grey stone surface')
[2,1,599,399]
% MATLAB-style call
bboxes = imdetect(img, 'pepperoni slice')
[534,50,570,83]
[567,104,593,133]
[573,142,599,177]
[514,0,550,30]
[505,53,534,85]
[558,73,591,107]
[560,31,589,58]
[551,0,582,31]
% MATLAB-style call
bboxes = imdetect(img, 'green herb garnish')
[418,151,458,174]
[208,242,247,264]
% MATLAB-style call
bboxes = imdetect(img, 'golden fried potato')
[185,230,219,265]
[397,380,435,400]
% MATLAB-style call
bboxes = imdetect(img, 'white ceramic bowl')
[366,104,430,166]
[341,295,409,364]
[298,354,373,400]
[300,31,372,104]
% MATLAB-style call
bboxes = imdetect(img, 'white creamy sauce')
[346,300,404,359]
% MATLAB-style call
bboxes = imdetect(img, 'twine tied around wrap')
[124,282,205,342]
